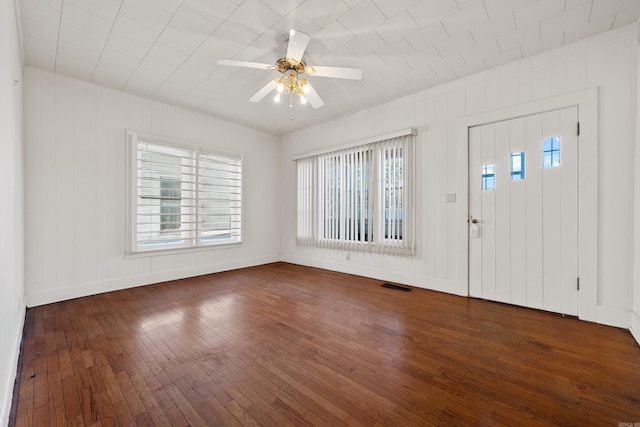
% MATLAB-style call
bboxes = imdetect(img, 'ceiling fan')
[217,30,362,109]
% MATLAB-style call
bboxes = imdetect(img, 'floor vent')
[382,283,412,292]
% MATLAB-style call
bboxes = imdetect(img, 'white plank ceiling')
[18,0,640,135]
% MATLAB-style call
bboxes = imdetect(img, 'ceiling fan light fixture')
[218,30,361,109]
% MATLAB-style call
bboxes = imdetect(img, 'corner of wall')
[631,310,640,347]
[0,307,25,427]
[0,0,25,424]
[632,19,640,348]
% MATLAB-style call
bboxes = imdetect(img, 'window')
[511,152,525,180]
[296,157,314,244]
[383,145,402,240]
[320,147,371,242]
[159,179,181,231]
[295,131,415,256]
[543,136,560,167]
[482,164,495,190]
[127,131,241,253]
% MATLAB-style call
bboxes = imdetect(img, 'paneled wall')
[23,68,281,307]
[280,23,640,330]
[632,38,640,345]
[0,1,24,424]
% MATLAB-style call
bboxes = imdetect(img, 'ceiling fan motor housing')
[276,57,306,74]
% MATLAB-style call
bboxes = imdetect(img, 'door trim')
[456,87,598,322]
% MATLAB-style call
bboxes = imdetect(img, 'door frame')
[456,87,598,322]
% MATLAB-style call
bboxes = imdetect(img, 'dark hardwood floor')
[10,262,640,426]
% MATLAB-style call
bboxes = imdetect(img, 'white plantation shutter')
[135,140,195,249]
[128,131,241,253]
[295,129,415,256]
[197,150,242,243]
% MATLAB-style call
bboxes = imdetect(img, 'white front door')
[469,107,579,315]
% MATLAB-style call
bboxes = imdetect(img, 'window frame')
[482,164,495,190]
[510,152,525,180]
[126,130,242,255]
[543,136,561,167]
[295,129,415,256]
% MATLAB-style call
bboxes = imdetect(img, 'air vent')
[382,283,412,292]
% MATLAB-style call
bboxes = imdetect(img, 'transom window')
[127,131,242,253]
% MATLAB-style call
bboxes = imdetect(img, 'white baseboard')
[0,305,25,427]
[630,311,640,347]
[26,255,280,307]
[281,254,467,296]
[595,306,632,329]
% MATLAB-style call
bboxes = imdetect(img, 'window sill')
[125,241,242,259]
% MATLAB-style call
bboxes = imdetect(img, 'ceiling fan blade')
[304,83,324,109]
[218,59,273,70]
[249,80,277,103]
[307,65,362,80]
[286,30,310,63]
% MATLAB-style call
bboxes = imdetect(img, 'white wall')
[0,1,24,425]
[632,29,640,346]
[281,24,640,331]
[23,68,281,307]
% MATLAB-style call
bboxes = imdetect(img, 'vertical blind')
[296,156,315,246]
[295,131,415,256]
[129,132,242,253]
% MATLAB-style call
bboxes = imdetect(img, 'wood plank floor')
[10,262,640,426]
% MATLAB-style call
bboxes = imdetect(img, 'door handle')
[470,217,480,238]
